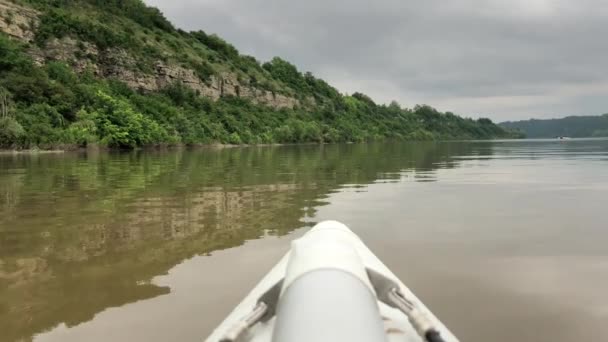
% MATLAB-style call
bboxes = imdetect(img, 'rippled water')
[1,139,607,342]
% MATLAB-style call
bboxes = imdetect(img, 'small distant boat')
[557,136,572,140]
[207,221,458,342]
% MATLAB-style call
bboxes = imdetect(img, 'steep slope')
[0,0,521,149]
[500,114,608,138]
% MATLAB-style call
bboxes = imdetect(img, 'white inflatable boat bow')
[208,221,459,342]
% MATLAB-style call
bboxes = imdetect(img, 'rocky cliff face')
[0,1,37,42]
[0,0,304,110]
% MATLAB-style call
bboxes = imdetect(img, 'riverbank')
[0,142,292,154]
[1,138,536,154]
[0,149,66,155]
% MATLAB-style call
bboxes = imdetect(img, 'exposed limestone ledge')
[0,0,38,42]
[0,1,307,110]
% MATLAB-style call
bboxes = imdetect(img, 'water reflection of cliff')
[0,141,493,341]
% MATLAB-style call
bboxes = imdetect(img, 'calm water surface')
[1,140,607,342]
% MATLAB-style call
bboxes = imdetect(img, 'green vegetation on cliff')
[500,114,608,138]
[0,0,521,149]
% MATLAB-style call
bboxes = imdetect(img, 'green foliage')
[304,72,342,103]
[64,108,97,146]
[0,116,24,146]
[238,55,263,73]
[191,30,239,60]
[36,9,133,49]
[46,61,77,84]
[406,129,435,141]
[191,60,215,82]
[92,91,169,148]
[0,34,30,72]
[85,0,175,32]
[263,57,310,94]
[15,103,65,147]
[0,86,12,117]
[17,0,174,32]
[502,115,608,138]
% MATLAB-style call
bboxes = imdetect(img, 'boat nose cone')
[283,220,374,295]
[308,220,354,234]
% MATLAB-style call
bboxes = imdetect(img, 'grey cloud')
[145,0,608,121]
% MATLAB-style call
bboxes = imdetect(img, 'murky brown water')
[1,140,607,342]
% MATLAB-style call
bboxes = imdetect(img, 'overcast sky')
[145,0,608,121]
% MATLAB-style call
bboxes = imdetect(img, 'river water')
[1,139,607,342]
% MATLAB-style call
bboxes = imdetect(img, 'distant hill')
[500,114,608,138]
[0,0,520,149]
